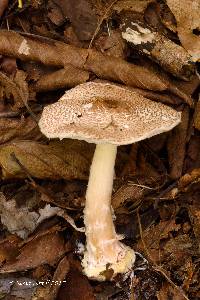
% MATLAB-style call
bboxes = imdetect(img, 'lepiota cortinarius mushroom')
[39,81,181,281]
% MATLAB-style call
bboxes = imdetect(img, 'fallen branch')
[121,17,195,81]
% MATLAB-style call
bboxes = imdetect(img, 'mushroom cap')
[39,82,181,145]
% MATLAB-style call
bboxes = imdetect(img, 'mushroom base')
[82,245,135,281]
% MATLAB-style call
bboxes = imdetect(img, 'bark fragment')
[121,18,195,80]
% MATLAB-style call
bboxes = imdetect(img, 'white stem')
[83,143,135,280]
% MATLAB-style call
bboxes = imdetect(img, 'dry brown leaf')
[164,234,194,266]
[113,0,154,14]
[0,116,40,145]
[194,99,200,130]
[0,30,192,101]
[0,235,21,264]
[178,168,200,190]
[167,107,189,179]
[0,232,65,273]
[166,0,200,61]
[30,256,70,300]
[0,139,94,180]
[57,0,99,41]
[0,0,8,18]
[57,267,95,300]
[32,65,90,92]
[157,283,187,300]
[0,70,29,110]
[136,219,181,263]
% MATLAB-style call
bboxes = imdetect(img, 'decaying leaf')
[0,192,84,238]
[0,70,29,110]
[194,99,200,130]
[0,232,65,273]
[29,256,70,300]
[157,283,187,300]
[136,219,181,263]
[58,0,99,41]
[32,65,90,92]
[167,107,189,179]
[178,168,200,190]
[0,116,40,145]
[0,30,192,102]
[0,139,94,180]
[57,267,95,300]
[166,0,200,61]
[113,0,154,14]
[0,277,37,300]
[0,192,39,239]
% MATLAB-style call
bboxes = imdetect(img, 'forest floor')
[0,1,199,299]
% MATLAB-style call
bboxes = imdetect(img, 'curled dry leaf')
[0,139,94,180]
[166,0,200,61]
[0,70,29,110]
[0,232,65,273]
[167,107,189,179]
[0,116,40,145]
[178,168,200,190]
[0,30,192,102]
[32,65,90,92]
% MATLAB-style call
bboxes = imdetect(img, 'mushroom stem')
[82,143,135,280]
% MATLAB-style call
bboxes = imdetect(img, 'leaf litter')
[0,0,199,299]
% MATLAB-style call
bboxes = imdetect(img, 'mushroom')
[39,81,181,281]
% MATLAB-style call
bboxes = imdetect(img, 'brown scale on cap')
[39,82,181,145]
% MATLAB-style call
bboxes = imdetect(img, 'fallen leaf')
[0,277,38,300]
[0,232,65,273]
[0,139,94,180]
[136,219,181,263]
[166,0,200,61]
[167,107,189,179]
[32,65,90,92]
[113,0,154,14]
[0,69,31,110]
[0,193,39,239]
[56,0,99,41]
[194,99,200,130]
[57,268,95,300]
[0,116,40,145]
[0,0,8,18]
[157,282,187,300]
[164,234,195,266]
